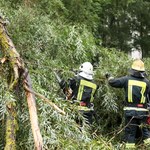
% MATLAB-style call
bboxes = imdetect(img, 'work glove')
[105,73,111,79]
[59,80,66,89]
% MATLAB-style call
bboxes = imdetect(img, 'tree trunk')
[0,16,43,150]
[4,102,17,150]
[23,69,43,150]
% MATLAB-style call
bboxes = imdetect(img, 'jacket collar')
[129,69,146,78]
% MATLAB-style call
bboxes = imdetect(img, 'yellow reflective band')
[78,106,93,111]
[128,82,132,102]
[90,88,96,102]
[128,80,146,103]
[123,107,148,111]
[77,84,84,101]
[80,80,97,89]
[77,80,97,101]
[141,86,146,103]
[125,143,135,149]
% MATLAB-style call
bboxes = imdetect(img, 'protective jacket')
[69,75,97,111]
[60,74,97,124]
[108,70,150,111]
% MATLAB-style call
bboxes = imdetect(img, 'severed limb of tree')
[23,70,65,115]
[24,85,66,115]
[23,69,43,150]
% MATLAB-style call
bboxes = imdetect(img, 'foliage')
[0,0,150,149]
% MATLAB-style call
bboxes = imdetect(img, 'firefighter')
[105,59,150,149]
[59,62,98,124]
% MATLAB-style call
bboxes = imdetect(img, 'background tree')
[96,0,150,56]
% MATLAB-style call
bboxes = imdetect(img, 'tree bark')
[4,102,17,150]
[23,69,43,150]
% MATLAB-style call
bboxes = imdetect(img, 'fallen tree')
[0,15,65,150]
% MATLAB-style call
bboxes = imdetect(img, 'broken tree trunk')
[23,69,43,150]
[0,16,43,150]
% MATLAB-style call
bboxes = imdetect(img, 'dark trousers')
[76,110,93,125]
[124,110,150,143]
[82,110,93,124]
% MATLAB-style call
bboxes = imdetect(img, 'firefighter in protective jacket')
[60,62,98,124]
[106,59,150,149]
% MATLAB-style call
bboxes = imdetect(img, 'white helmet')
[78,62,93,80]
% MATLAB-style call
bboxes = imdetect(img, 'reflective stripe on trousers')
[78,106,93,111]
[123,107,148,111]
[125,143,135,149]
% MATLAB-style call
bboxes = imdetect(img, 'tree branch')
[24,84,66,115]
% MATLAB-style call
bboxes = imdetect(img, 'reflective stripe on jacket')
[108,75,150,109]
[77,79,97,102]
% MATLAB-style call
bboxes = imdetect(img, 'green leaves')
[1,0,150,149]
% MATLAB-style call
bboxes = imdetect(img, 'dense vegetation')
[0,0,150,149]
